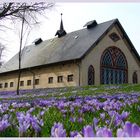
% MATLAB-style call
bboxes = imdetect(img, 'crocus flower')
[96,127,112,137]
[51,122,66,137]
[70,117,76,123]
[100,113,105,120]
[77,117,83,123]
[121,111,130,120]
[83,125,95,137]
[93,117,98,130]
[70,131,82,137]
[0,119,10,131]
[117,121,140,137]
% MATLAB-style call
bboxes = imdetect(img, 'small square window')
[35,79,39,85]
[27,80,32,86]
[58,76,63,83]
[4,83,8,88]
[20,81,24,86]
[0,83,3,88]
[10,82,14,87]
[48,77,53,84]
[67,74,74,82]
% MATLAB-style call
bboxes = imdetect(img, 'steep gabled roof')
[0,19,139,74]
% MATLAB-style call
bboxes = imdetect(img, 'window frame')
[4,82,8,88]
[35,79,39,85]
[57,76,63,83]
[67,74,74,82]
[88,65,95,85]
[20,81,24,86]
[0,83,3,88]
[132,71,138,84]
[10,82,14,87]
[27,80,32,86]
[100,46,128,84]
[48,77,53,84]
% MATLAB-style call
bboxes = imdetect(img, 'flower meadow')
[0,84,140,137]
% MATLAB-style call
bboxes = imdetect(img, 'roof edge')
[80,18,140,65]
[0,59,80,75]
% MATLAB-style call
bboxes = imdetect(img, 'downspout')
[76,62,81,86]
[28,68,35,89]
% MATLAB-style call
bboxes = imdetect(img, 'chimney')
[33,38,43,45]
[83,20,97,29]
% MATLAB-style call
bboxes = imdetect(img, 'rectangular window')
[10,82,14,87]
[35,79,39,85]
[20,81,24,86]
[58,76,63,83]
[0,83,3,88]
[67,74,74,82]
[4,83,8,88]
[48,77,53,84]
[27,80,32,86]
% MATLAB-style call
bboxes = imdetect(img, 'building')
[0,18,140,91]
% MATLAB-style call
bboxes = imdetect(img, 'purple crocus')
[83,125,95,137]
[100,113,105,120]
[93,117,98,130]
[77,117,83,123]
[70,131,82,137]
[121,111,130,120]
[96,127,112,137]
[70,117,76,123]
[51,122,66,137]
[117,121,140,137]
[0,119,10,131]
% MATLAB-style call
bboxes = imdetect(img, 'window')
[4,83,8,88]
[58,76,63,83]
[109,32,120,42]
[27,80,32,86]
[133,72,138,84]
[20,81,24,86]
[88,65,94,85]
[10,82,14,87]
[100,47,128,84]
[48,77,53,84]
[67,74,74,82]
[0,83,3,88]
[35,79,39,85]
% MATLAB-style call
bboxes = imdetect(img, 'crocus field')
[0,84,140,137]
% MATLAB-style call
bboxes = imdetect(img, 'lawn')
[0,84,140,137]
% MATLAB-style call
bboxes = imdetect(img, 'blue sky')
[1,2,140,61]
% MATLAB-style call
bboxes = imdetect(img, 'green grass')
[0,84,140,102]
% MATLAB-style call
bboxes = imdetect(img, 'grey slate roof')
[0,19,139,74]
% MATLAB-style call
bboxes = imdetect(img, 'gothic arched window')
[133,72,138,84]
[100,47,128,84]
[88,65,94,85]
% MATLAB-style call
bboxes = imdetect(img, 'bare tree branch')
[0,2,54,24]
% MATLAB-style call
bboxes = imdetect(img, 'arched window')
[100,47,128,84]
[133,72,138,84]
[88,65,94,85]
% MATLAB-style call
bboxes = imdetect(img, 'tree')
[0,2,54,23]
[0,2,54,95]
[0,43,5,67]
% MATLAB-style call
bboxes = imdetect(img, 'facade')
[0,18,140,91]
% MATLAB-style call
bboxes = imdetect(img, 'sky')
[1,2,140,62]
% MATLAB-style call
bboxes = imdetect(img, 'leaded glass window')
[101,47,128,84]
[88,65,94,85]
[133,72,138,84]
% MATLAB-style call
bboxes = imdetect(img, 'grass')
[0,84,140,137]
[0,84,140,102]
